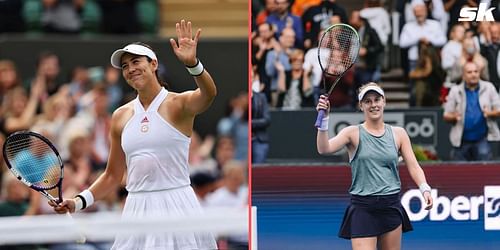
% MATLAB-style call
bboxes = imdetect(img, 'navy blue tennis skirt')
[338,193,413,239]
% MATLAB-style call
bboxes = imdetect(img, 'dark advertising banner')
[267,108,500,162]
[252,163,500,250]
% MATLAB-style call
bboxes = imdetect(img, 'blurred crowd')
[252,0,500,109]
[0,0,157,35]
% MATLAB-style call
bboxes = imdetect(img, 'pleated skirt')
[338,193,413,239]
[111,185,218,250]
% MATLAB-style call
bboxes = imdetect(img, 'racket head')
[317,23,360,77]
[2,131,63,192]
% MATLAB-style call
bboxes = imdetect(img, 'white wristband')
[318,116,329,131]
[186,59,204,76]
[75,189,95,211]
[419,183,431,195]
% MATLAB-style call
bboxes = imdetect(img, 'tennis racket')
[314,24,360,128]
[2,131,86,243]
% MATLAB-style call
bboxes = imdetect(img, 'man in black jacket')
[251,76,271,164]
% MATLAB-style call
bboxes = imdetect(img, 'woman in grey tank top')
[316,83,433,250]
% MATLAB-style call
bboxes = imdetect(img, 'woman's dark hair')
[130,42,170,90]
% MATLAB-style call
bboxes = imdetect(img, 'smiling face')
[359,92,385,120]
[120,53,158,91]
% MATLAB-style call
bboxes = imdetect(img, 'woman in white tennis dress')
[50,20,218,250]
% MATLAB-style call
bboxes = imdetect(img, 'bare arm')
[4,77,45,133]
[396,127,433,209]
[316,95,352,154]
[170,20,217,115]
[50,109,126,213]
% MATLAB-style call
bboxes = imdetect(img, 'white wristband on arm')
[186,59,204,76]
[318,116,329,131]
[419,183,431,195]
[75,189,95,211]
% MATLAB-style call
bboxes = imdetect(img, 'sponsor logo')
[401,186,500,230]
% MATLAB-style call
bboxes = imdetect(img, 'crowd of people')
[252,0,499,109]
[0,0,155,34]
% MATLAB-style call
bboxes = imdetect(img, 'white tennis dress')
[111,88,217,250]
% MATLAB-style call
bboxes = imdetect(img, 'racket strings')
[319,26,360,76]
[5,135,61,189]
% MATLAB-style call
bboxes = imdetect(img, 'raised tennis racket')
[314,24,360,128]
[2,131,86,243]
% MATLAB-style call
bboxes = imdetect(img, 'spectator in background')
[360,0,391,47]
[41,0,85,34]
[103,65,124,111]
[400,0,446,106]
[265,27,296,106]
[442,24,466,85]
[350,10,384,107]
[255,0,278,27]
[97,0,141,34]
[275,49,313,109]
[214,136,236,176]
[64,130,92,192]
[251,70,271,164]
[409,41,446,106]
[88,84,111,170]
[443,61,500,161]
[303,30,328,105]
[252,22,278,102]
[0,0,24,33]
[0,82,45,136]
[188,130,217,172]
[27,51,62,96]
[0,60,22,103]
[301,0,348,49]
[360,0,391,82]
[480,23,500,90]
[66,66,90,110]
[217,92,248,161]
[0,174,31,216]
[449,37,489,82]
[266,0,304,49]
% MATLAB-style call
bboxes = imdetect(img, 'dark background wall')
[0,35,248,137]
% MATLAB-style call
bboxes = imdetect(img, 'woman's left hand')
[170,20,200,66]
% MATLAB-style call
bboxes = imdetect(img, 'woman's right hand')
[48,199,76,214]
[316,95,330,115]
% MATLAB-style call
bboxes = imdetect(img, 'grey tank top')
[349,124,401,196]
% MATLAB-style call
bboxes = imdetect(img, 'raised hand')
[169,20,201,66]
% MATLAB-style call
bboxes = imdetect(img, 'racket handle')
[315,109,326,128]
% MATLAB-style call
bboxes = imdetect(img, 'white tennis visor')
[110,44,158,69]
[358,85,385,101]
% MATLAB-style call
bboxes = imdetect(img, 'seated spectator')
[26,51,62,96]
[189,131,217,172]
[255,0,277,27]
[449,37,489,82]
[41,0,85,34]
